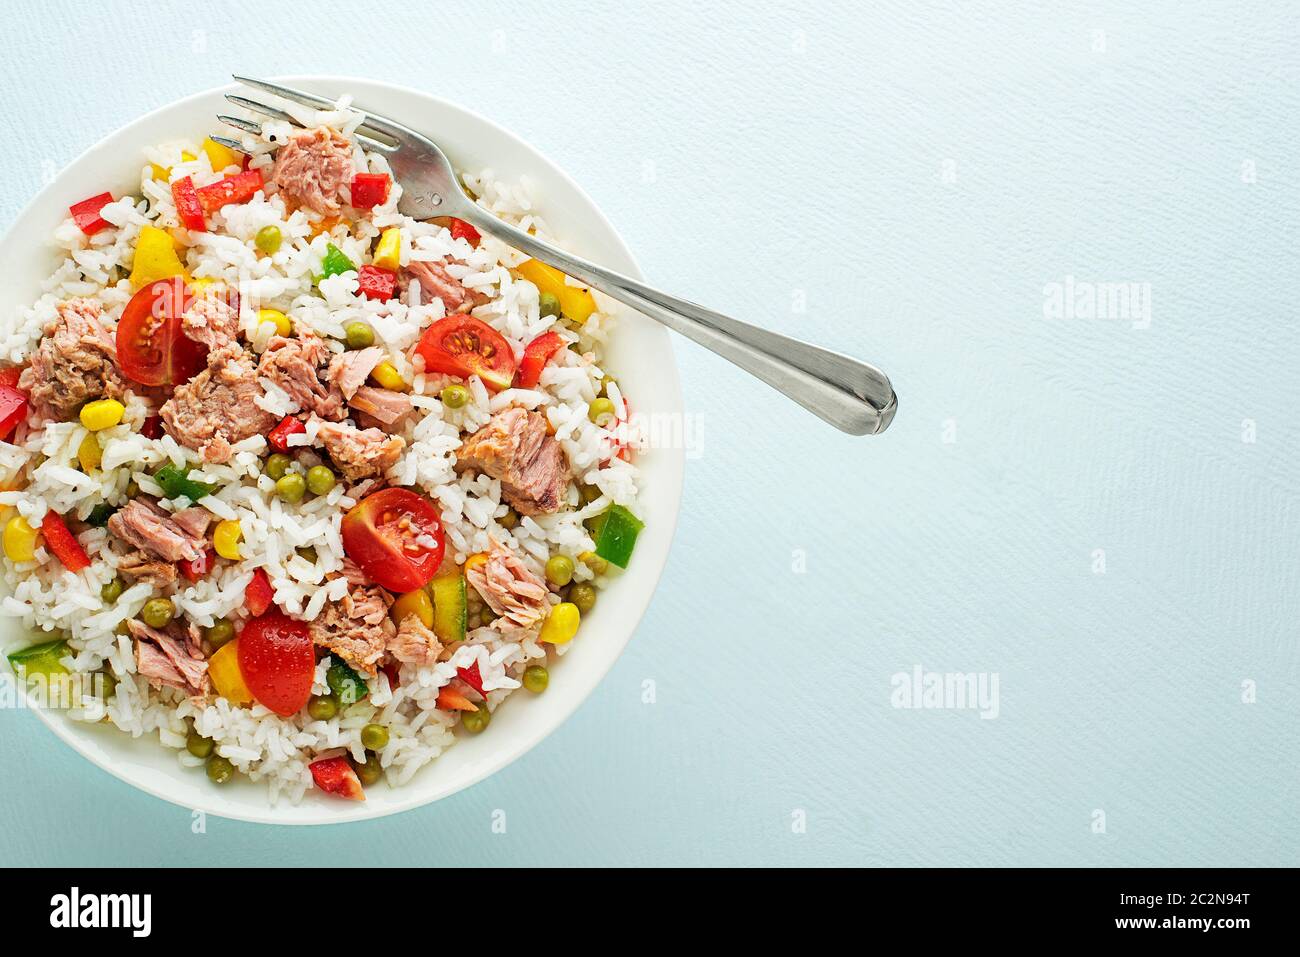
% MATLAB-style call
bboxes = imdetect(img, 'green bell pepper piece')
[85,503,116,527]
[320,243,355,280]
[153,464,216,502]
[431,565,467,645]
[591,504,644,569]
[326,658,367,706]
[7,638,70,680]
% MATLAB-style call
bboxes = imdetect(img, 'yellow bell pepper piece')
[391,588,434,629]
[539,602,581,645]
[201,137,242,173]
[208,640,253,705]
[77,432,102,473]
[79,398,124,432]
[515,259,597,325]
[370,361,408,393]
[257,309,292,337]
[149,151,197,182]
[213,520,242,560]
[463,552,488,577]
[373,227,402,271]
[3,515,38,563]
[129,226,187,290]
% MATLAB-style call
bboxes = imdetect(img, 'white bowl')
[0,76,684,824]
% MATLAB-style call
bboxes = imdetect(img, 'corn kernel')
[77,432,102,473]
[213,520,242,560]
[539,602,581,645]
[3,516,38,563]
[370,361,408,392]
[79,399,125,432]
[257,309,292,337]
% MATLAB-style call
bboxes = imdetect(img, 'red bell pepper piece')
[456,661,487,700]
[245,568,275,617]
[267,415,305,452]
[357,265,396,301]
[350,173,390,210]
[450,218,480,247]
[381,661,401,689]
[515,331,566,390]
[179,548,216,583]
[40,512,90,572]
[171,176,207,232]
[196,169,264,214]
[0,384,28,441]
[309,756,365,801]
[69,192,114,236]
[140,415,163,440]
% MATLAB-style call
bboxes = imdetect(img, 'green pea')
[100,577,124,604]
[545,555,574,587]
[306,465,336,496]
[275,472,306,504]
[206,754,234,784]
[523,665,549,694]
[579,484,602,505]
[569,582,597,615]
[96,670,117,701]
[297,546,318,563]
[125,480,140,498]
[115,620,132,638]
[141,598,175,629]
[461,706,491,734]
[186,731,213,759]
[255,225,283,255]
[498,507,519,530]
[440,384,469,409]
[360,723,389,750]
[205,618,235,648]
[538,292,561,319]
[344,321,375,350]
[265,452,291,480]
[588,397,615,426]
[355,753,383,786]
[307,695,337,720]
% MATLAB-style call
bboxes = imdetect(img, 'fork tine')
[232,75,406,139]
[217,115,262,136]
[208,135,248,153]
[225,93,303,128]
[225,89,397,153]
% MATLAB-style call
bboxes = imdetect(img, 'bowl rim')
[2,74,685,825]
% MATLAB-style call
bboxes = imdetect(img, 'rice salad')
[0,95,646,805]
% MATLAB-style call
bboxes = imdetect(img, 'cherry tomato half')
[116,278,209,387]
[341,488,445,593]
[236,610,314,716]
[413,316,516,393]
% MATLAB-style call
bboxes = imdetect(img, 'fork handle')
[457,209,898,436]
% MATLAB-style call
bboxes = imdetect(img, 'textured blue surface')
[1,0,1297,866]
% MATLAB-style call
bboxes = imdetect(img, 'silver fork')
[216,76,897,435]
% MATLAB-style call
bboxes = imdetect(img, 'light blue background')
[2,0,1296,866]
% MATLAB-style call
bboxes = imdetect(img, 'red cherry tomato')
[0,367,23,389]
[267,415,305,453]
[236,610,314,716]
[413,316,516,392]
[515,331,566,390]
[244,567,275,617]
[116,278,208,387]
[341,488,445,593]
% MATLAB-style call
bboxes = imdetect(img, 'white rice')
[0,94,645,804]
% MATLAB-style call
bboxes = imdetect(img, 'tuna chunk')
[465,538,550,629]
[116,549,178,587]
[349,386,412,427]
[181,294,240,351]
[456,407,571,515]
[18,298,123,420]
[257,332,343,420]
[401,260,486,314]
[270,126,354,216]
[313,416,404,482]
[309,580,394,675]
[389,614,443,667]
[161,344,277,463]
[129,620,209,695]
[108,498,207,563]
[326,347,383,400]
